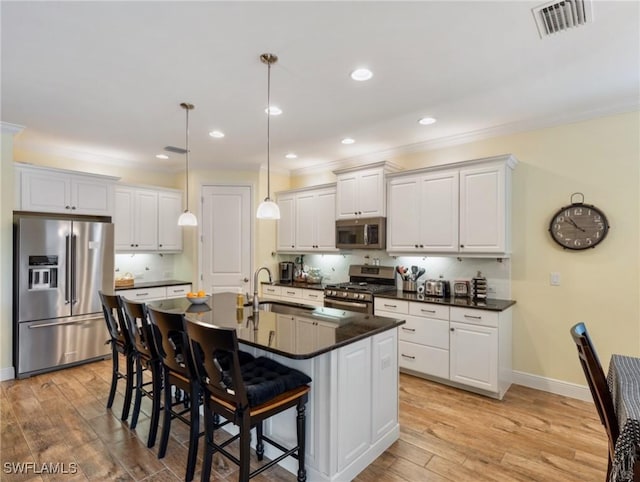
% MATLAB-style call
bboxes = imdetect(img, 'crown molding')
[1,122,25,135]
[291,99,640,177]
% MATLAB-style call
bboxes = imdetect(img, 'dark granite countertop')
[262,281,327,291]
[375,290,516,312]
[148,292,405,360]
[114,279,192,291]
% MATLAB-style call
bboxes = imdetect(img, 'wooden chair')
[185,318,311,482]
[99,291,135,422]
[147,307,202,482]
[120,298,163,448]
[570,322,620,481]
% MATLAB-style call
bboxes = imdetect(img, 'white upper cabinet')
[115,186,158,251]
[276,193,296,251]
[459,163,507,254]
[157,190,183,251]
[114,185,183,252]
[387,154,516,256]
[276,184,337,253]
[334,162,399,220]
[16,164,117,216]
[387,170,459,253]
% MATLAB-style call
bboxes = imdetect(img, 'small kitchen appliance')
[472,271,488,300]
[453,280,471,298]
[279,261,294,283]
[335,217,386,250]
[434,280,450,298]
[324,264,396,314]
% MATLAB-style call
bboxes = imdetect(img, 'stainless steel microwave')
[335,217,386,250]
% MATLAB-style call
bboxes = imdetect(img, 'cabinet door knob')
[420,244,424,248]
[414,244,419,248]
[450,327,455,332]
[65,205,71,209]
[460,244,464,248]
[159,244,162,247]
[71,206,76,210]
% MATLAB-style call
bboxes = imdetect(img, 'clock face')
[549,203,609,250]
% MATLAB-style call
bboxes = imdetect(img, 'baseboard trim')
[0,366,15,381]
[512,370,592,402]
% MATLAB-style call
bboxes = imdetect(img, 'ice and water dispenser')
[27,255,58,290]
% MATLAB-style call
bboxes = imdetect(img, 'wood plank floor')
[0,358,607,481]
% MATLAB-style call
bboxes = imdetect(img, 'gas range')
[324,265,396,313]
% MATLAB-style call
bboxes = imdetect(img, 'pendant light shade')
[256,53,280,220]
[177,102,197,226]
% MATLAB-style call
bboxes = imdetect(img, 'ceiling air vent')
[532,0,592,37]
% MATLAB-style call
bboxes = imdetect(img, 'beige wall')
[292,111,640,385]
[1,129,18,375]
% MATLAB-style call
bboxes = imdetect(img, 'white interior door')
[201,185,252,294]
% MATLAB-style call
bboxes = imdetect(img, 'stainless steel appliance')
[453,280,471,298]
[279,261,294,283]
[424,279,450,298]
[335,217,386,250]
[324,264,396,314]
[13,212,114,378]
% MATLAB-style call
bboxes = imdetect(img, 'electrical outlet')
[487,286,496,294]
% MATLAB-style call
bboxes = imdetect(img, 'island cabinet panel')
[371,330,398,443]
[337,338,372,472]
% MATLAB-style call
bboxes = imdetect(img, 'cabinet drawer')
[399,341,449,379]
[120,287,166,301]
[374,298,409,314]
[302,289,324,303]
[281,287,303,299]
[262,285,282,297]
[409,302,449,321]
[400,315,449,349]
[450,307,498,327]
[166,284,192,298]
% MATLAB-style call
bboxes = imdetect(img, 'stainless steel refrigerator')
[13,212,114,378]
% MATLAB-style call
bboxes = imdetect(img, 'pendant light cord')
[185,105,190,211]
[266,60,271,200]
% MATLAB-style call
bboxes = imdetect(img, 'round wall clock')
[548,193,610,250]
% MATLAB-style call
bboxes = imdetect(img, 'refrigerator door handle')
[71,234,77,304]
[64,234,71,304]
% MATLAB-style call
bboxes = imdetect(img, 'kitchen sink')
[257,301,315,315]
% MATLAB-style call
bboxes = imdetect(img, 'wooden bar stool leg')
[256,422,264,461]
[185,384,200,482]
[147,363,162,448]
[121,353,134,421]
[158,372,172,459]
[239,412,251,482]
[296,400,307,482]
[107,346,118,409]
[130,356,143,429]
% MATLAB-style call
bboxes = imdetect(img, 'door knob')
[243,277,249,283]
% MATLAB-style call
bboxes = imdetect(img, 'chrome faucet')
[253,266,273,314]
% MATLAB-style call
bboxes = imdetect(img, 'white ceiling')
[2,1,639,173]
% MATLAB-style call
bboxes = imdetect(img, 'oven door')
[324,297,371,314]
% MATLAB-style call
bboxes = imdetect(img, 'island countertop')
[147,292,405,360]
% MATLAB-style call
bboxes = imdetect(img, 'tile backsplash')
[279,250,512,299]
[115,253,178,282]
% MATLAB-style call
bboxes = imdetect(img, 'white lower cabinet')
[260,285,324,307]
[118,283,192,302]
[374,298,512,399]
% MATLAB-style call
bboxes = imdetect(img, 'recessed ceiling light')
[285,153,298,159]
[156,154,169,159]
[418,117,437,125]
[341,138,355,145]
[350,68,373,81]
[209,130,225,138]
[265,106,282,116]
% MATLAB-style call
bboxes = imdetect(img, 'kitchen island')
[149,293,405,482]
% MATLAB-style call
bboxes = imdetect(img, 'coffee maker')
[279,262,294,283]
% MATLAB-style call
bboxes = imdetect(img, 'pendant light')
[256,53,281,220]
[177,102,197,226]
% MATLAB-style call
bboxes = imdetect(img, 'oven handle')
[325,298,369,310]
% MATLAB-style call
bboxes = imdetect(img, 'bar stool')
[185,318,311,482]
[99,291,135,422]
[147,307,202,482]
[120,298,163,448]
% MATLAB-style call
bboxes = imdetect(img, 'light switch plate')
[550,272,561,286]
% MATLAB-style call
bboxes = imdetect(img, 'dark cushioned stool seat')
[226,356,312,407]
